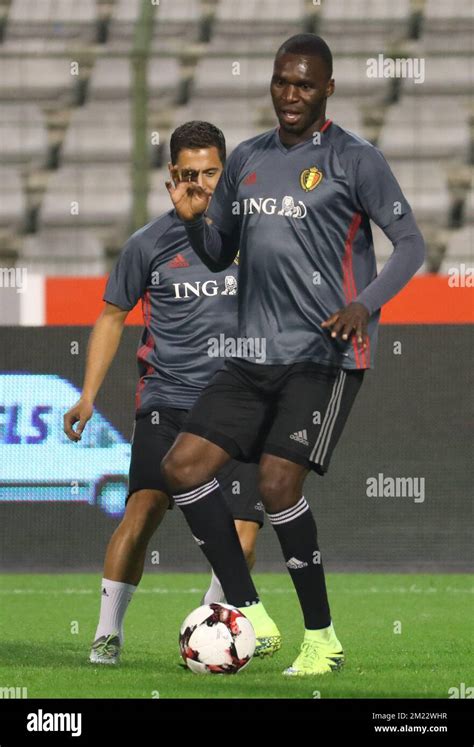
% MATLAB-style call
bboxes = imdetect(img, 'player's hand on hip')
[321,302,370,348]
[165,163,211,222]
[63,398,94,442]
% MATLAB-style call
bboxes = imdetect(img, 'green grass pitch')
[0,573,471,699]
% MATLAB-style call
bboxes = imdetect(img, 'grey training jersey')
[104,209,239,413]
[207,119,412,369]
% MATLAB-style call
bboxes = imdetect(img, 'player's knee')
[258,469,298,511]
[161,450,197,492]
[124,490,168,538]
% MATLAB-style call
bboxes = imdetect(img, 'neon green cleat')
[238,602,282,658]
[283,625,344,676]
[254,629,282,658]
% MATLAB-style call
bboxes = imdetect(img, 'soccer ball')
[179,603,256,674]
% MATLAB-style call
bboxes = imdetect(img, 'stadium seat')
[379,96,470,161]
[153,0,200,38]
[0,57,74,102]
[5,0,97,42]
[19,228,107,275]
[148,168,175,218]
[319,0,411,39]
[389,161,451,227]
[39,165,132,227]
[87,57,133,100]
[443,225,473,260]
[423,0,474,53]
[0,103,48,164]
[107,0,143,47]
[61,102,132,163]
[330,57,391,100]
[89,56,181,103]
[0,166,25,227]
[191,56,275,99]
[317,0,411,54]
[400,56,473,97]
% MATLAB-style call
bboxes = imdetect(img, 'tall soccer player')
[63,122,279,665]
[163,35,425,675]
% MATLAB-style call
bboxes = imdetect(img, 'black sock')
[173,478,259,608]
[268,496,331,630]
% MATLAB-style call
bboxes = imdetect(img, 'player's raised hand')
[321,302,369,348]
[165,163,211,222]
[63,398,94,442]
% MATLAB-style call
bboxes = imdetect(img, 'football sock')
[203,569,226,605]
[173,479,260,607]
[304,622,340,646]
[267,496,331,630]
[94,578,137,645]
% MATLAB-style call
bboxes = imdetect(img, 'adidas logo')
[168,253,189,268]
[192,534,205,546]
[290,429,309,446]
[254,501,264,512]
[243,171,257,185]
[286,557,308,570]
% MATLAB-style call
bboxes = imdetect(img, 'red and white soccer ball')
[179,603,256,674]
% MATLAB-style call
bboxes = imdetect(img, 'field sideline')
[0,573,471,699]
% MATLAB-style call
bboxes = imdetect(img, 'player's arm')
[166,150,241,271]
[63,303,129,441]
[322,147,425,344]
[64,233,148,441]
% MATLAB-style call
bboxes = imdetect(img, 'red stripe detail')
[320,118,332,133]
[135,291,155,410]
[341,213,369,368]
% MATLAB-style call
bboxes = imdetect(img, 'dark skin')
[271,52,369,348]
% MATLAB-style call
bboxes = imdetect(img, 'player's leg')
[202,519,259,605]
[102,489,169,587]
[90,409,177,665]
[259,364,365,675]
[161,363,278,637]
[90,490,169,664]
[198,458,281,654]
[162,431,262,608]
[258,454,343,674]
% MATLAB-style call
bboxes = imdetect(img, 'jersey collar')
[273,118,332,154]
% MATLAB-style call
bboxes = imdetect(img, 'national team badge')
[300,166,323,192]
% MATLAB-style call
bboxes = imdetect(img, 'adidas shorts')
[183,359,365,475]
[127,407,264,526]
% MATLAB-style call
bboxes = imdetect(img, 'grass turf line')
[0,573,472,699]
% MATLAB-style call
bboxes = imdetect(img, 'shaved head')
[275,34,333,81]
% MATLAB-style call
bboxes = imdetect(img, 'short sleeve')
[103,235,149,310]
[354,145,412,229]
[206,146,242,236]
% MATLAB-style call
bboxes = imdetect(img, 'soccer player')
[163,34,426,675]
[63,121,279,665]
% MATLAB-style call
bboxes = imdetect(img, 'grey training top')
[185,120,425,369]
[104,209,240,413]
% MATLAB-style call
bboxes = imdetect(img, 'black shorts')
[184,359,365,475]
[127,407,264,526]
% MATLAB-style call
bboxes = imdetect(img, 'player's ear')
[326,78,335,98]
